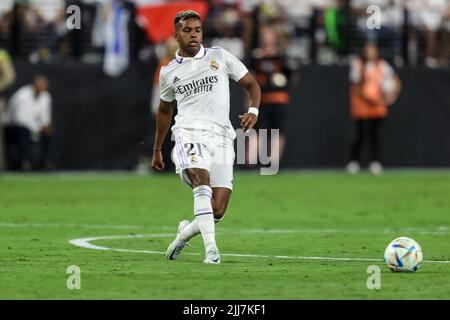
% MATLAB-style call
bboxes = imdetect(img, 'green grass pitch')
[0,170,449,299]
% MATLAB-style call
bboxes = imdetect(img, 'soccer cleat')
[346,161,360,174]
[369,161,383,176]
[203,245,221,264]
[165,220,190,260]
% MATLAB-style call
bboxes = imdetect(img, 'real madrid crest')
[210,60,219,71]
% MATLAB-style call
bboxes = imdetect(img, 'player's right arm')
[151,99,174,171]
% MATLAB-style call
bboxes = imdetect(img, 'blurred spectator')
[0,48,16,171]
[438,5,450,67]
[0,0,14,38]
[248,24,296,166]
[407,0,449,68]
[242,0,341,64]
[352,0,405,66]
[1,0,450,68]
[3,75,53,171]
[206,1,244,60]
[148,37,178,172]
[275,0,316,62]
[311,0,342,65]
[346,42,401,175]
[24,0,67,62]
[0,1,14,19]
[274,0,341,64]
[240,0,287,57]
[323,0,347,61]
[28,0,66,26]
[151,37,177,116]
[101,0,131,77]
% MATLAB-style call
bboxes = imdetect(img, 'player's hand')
[239,113,258,132]
[151,150,165,171]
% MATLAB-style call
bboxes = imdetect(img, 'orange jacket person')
[347,42,401,175]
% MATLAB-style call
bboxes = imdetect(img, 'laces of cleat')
[175,243,187,255]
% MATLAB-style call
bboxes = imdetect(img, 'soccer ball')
[384,237,423,272]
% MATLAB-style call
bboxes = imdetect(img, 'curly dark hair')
[174,10,201,27]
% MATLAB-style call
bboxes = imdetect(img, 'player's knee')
[186,169,209,188]
[190,175,209,188]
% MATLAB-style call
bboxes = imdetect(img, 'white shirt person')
[3,76,53,170]
[4,83,52,136]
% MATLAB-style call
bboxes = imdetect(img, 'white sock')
[179,217,223,242]
[179,220,200,242]
[193,185,216,249]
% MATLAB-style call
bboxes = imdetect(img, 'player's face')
[175,18,203,56]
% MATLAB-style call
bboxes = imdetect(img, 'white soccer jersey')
[159,45,248,138]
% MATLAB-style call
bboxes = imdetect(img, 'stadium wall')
[7,62,450,170]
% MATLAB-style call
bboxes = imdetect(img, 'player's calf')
[193,185,217,250]
[211,187,231,223]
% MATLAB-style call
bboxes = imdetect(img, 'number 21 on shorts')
[184,143,206,165]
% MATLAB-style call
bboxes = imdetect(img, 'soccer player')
[151,10,261,264]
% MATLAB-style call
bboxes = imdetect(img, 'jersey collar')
[175,45,206,63]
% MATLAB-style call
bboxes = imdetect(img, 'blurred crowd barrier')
[1,61,448,170]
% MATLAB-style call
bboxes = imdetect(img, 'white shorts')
[171,126,235,190]
[410,10,444,31]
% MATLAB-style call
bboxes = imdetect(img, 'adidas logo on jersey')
[173,76,180,84]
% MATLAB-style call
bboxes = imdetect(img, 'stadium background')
[1,0,450,171]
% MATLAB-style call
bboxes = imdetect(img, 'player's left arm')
[238,72,261,131]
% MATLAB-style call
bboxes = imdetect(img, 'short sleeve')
[222,48,249,82]
[159,68,175,102]
[349,57,362,83]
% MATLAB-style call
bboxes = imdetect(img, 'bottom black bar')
[0,300,445,318]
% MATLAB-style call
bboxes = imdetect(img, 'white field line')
[1,222,449,235]
[68,233,450,264]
